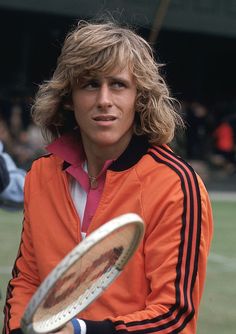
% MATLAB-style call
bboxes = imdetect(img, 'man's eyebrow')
[77,74,132,84]
[80,75,99,80]
[105,75,132,83]
[77,76,99,84]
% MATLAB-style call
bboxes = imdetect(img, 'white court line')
[209,253,235,263]
[209,191,236,202]
[208,252,236,272]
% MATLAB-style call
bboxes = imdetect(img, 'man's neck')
[84,146,118,177]
[82,135,132,177]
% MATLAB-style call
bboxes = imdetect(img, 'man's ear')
[63,95,74,111]
[64,102,74,111]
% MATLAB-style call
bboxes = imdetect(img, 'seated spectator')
[185,101,210,161]
[0,140,26,210]
[212,120,235,173]
[0,149,10,192]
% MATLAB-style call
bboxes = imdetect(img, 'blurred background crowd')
[0,94,45,171]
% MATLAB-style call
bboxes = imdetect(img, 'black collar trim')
[109,135,150,172]
[61,135,150,172]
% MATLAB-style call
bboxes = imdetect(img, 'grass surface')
[198,201,236,334]
[0,201,235,332]
[0,209,23,330]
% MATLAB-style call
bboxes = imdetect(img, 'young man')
[3,21,213,334]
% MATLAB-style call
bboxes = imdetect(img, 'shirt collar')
[46,130,85,166]
[46,131,113,191]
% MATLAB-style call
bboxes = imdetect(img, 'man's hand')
[51,321,74,334]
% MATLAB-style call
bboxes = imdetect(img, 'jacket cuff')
[84,319,116,334]
[10,329,23,334]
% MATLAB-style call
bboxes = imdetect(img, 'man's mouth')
[93,115,117,121]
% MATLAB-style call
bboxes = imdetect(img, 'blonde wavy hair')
[32,20,184,145]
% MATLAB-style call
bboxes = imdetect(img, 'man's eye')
[111,81,126,89]
[83,81,100,90]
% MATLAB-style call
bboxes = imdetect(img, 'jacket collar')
[47,130,150,172]
[109,134,150,171]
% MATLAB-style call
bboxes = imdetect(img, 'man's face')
[71,67,137,154]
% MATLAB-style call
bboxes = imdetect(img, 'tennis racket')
[21,213,144,334]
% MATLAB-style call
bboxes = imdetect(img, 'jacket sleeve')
[3,170,41,334]
[83,167,213,333]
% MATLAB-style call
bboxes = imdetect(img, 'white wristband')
[73,319,87,334]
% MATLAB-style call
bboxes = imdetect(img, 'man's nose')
[97,84,112,109]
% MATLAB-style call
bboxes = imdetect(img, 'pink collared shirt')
[47,131,113,235]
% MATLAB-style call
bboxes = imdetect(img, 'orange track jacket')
[3,135,213,334]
